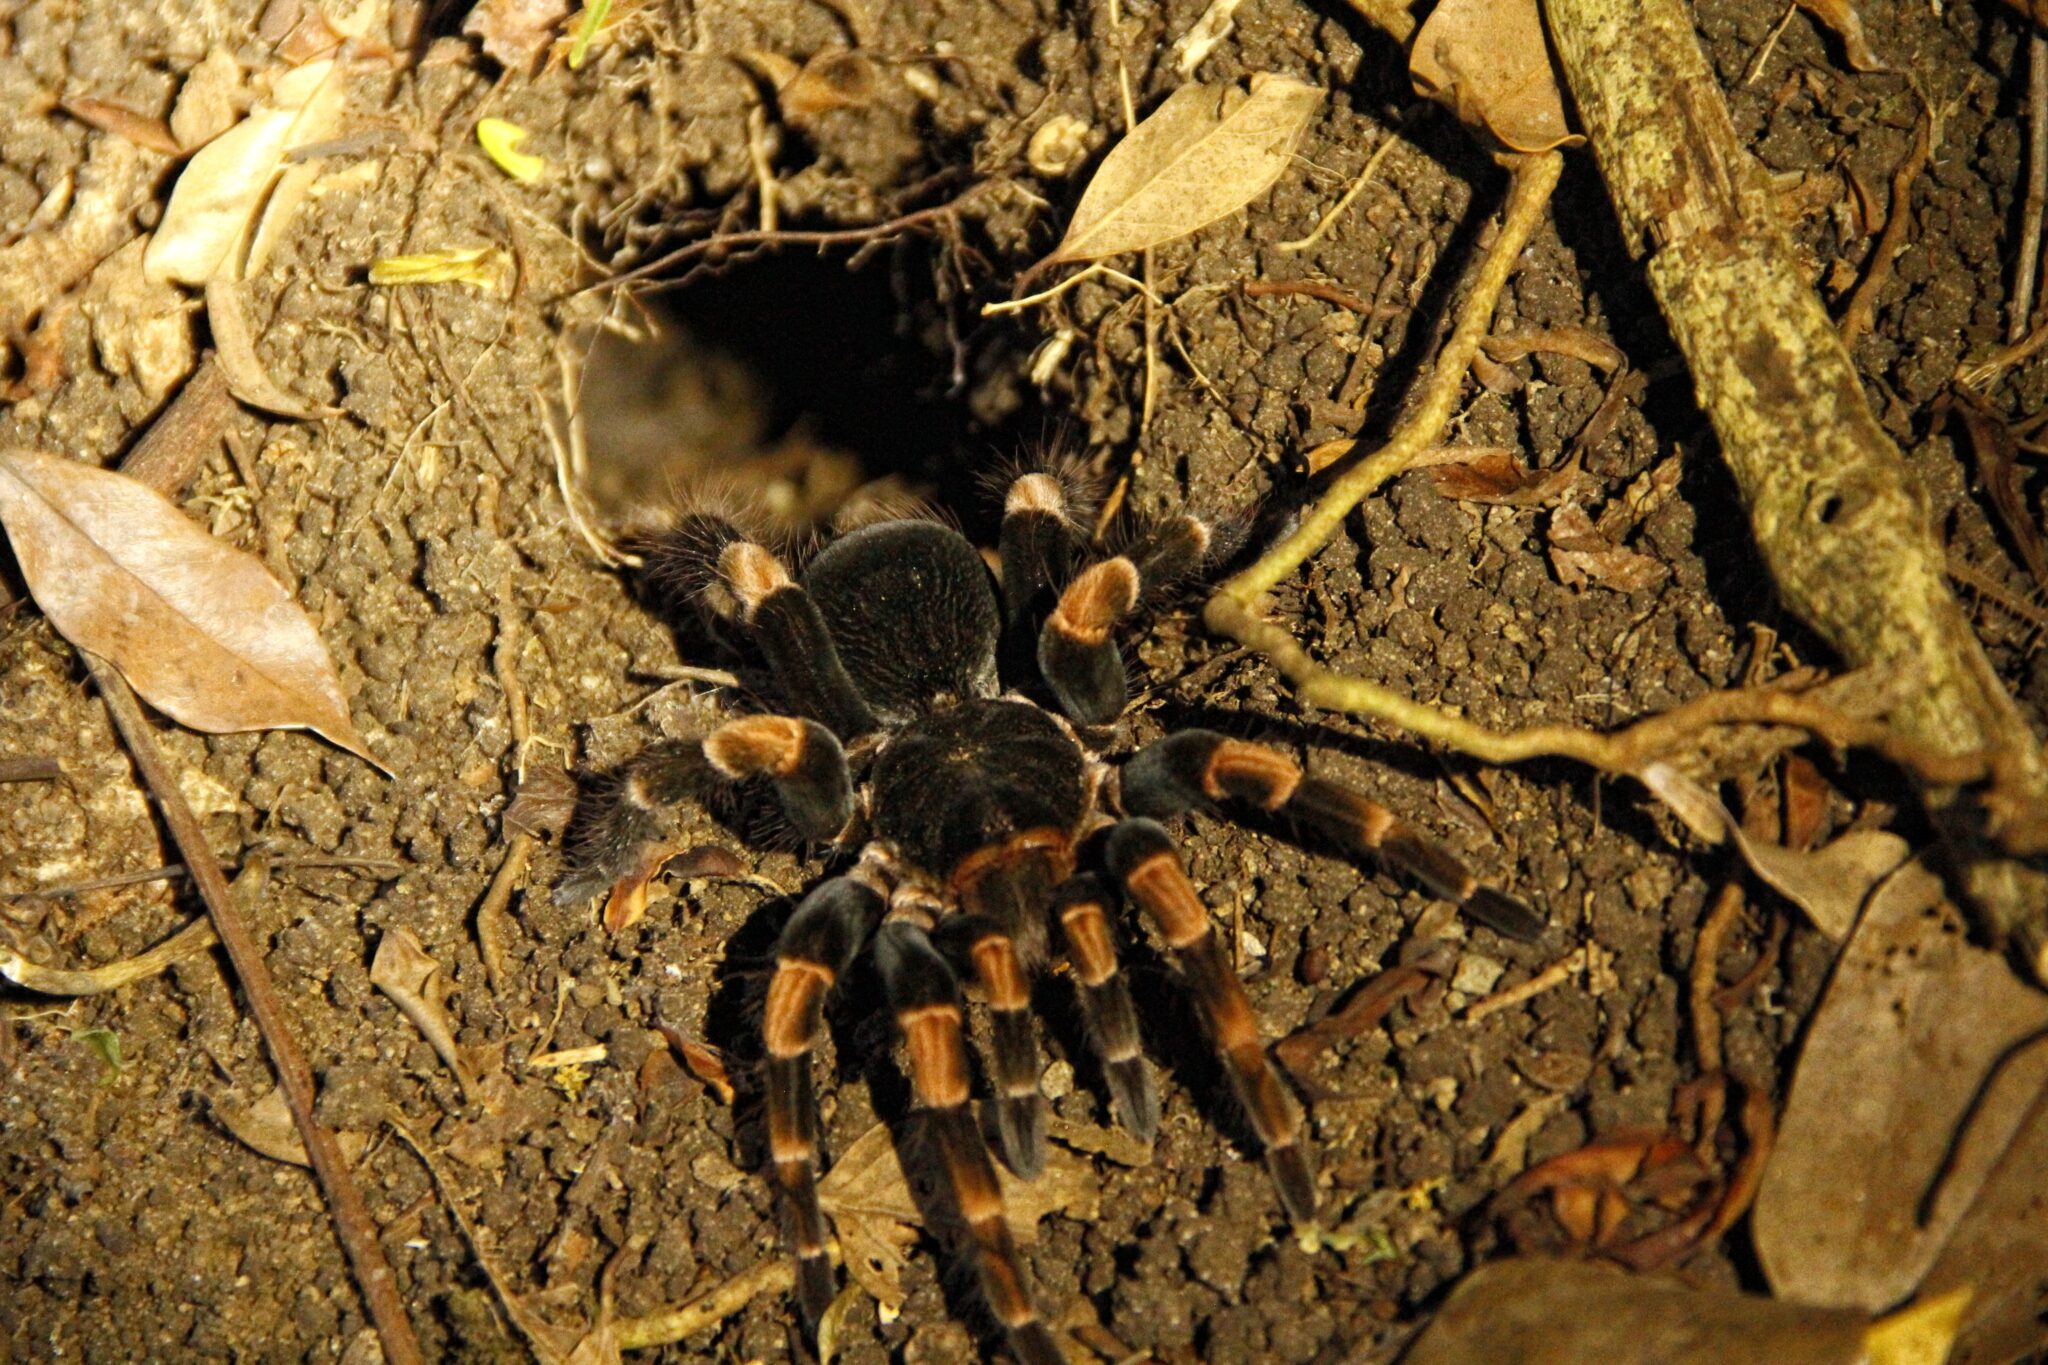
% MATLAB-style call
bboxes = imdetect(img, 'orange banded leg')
[967,927,1050,1178]
[874,922,1063,1365]
[1121,732,1546,942]
[1038,557,1138,726]
[1051,873,1159,1139]
[763,877,885,1326]
[703,714,853,841]
[1105,818,1318,1227]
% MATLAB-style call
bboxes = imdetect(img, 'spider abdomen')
[870,699,1088,878]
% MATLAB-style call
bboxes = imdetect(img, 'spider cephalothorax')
[560,470,1543,1364]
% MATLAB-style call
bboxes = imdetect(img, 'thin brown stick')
[2013,33,2048,341]
[1689,882,1743,1075]
[1838,112,1930,350]
[118,356,234,496]
[101,368,426,1364]
[87,661,424,1365]
[0,755,64,783]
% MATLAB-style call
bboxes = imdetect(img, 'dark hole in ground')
[579,247,1039,533]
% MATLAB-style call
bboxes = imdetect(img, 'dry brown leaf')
[1410,0,1580,154]
[144,58,344,286]
[817,1120,1100,1308]
[1044,75,1322,266]
[1431,450,1584,506]
[655,1023,735,1104]
[0,446,376,762]
[778,51,879,121]
[1403,1258,1869,1365]
[1754,861,2048,1312]
[61,97,181,155]
[1796,0,1888,73]
[371,928,482,1102]
[214,1084,366,1166]
[1636,762,1905,939]
[463,0,570,70]
[1547,500,1669,591]
[1917,1083,2048,1365]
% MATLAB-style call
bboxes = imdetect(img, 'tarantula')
[559,470,1543,1363]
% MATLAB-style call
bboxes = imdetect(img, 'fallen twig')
[1,914,217,995]
[1838,110,1930,350]
[0,754,64,783]
[93,372,427,1364]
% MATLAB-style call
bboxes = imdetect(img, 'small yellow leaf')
[1044,74,1323,266]
[477,117,544,182]
[368,245,512,293]
[568,0,611,69]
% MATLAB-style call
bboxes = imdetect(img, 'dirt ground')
[0,0,2040,1361]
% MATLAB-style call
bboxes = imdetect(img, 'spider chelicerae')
[558,468,1543,1364]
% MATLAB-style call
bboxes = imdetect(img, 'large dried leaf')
[1403,1257,1869,1365]
[1410,0,1579,154]
[1917,1085,2048,1365]
[1045,75,1322,265]
[1754,861,2048,1311]
[144,58,344,286]
[0,446,375,762]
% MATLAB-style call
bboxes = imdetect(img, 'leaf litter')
[1753,859,2048,1313]
[816,1119,1101,1310]
[1042,74,1322,267]
[0,446,377,763]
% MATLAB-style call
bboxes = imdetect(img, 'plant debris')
[0,447,376,763]
[1042,75,1322,267]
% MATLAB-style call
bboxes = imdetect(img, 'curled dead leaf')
[655,1023,735,1104]
[817,1120,1100,1308]
[1636,762,1904,939]
[371,927,482,1103]
[145,58,344,286]
[1044,74,1322,266]
[206,277,343,419]
[0,447,377,763]
[1410,0,1580,154]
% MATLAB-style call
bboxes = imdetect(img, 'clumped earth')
[0,0,2040,1361]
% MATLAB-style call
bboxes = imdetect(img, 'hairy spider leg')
[951,831,1072,1179]
[702,715,854,841]
[997,472,1087,619]
[1105,818,1319,1227]
[1038,557,1140,725]
[646,515,879,737]
[762,875,887,1326]
[552,739,708,905]
[1033,507,1218,727]
[1121,733,1545,942]
[1049,871,1161,1140]
[874,921,1065,1365]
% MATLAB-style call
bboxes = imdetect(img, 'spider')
[558,469,1544,1364]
